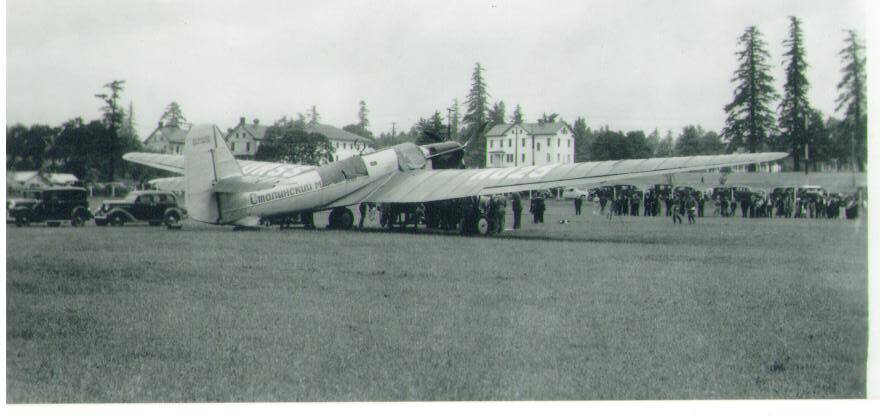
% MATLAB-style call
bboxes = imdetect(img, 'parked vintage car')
[93,190,186,229]
[7,186,92,227]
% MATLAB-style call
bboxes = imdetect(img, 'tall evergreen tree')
[463,62,489,167]
[95,80,126,180]
[357,100,370,130]
[835,30,867,171]
[487,101,506,127]
[450,99,461,140]
[307,105,321,127]
[722,26,779,164]
[778,16,812,171]
[510,104,524,124]
[160,101,187,128]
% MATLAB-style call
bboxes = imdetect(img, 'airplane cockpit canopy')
[394,142,427,171]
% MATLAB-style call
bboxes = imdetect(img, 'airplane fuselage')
[217,144,414,225]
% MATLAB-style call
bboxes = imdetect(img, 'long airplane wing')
[364,152,787,204]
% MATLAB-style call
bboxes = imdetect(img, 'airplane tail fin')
[183,124,242,223]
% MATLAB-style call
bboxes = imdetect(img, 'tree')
[674,125,706,156]
[655,130,674,157]
[357,100,369,130]
[510,104,524,124]
[590,128,651,161]
[94,80,126,180]
[255,119,333,165]
[778,16,812,171]
[835,30,867,171]
[122,101,139,142]
[416,111,447,145]
[160,101,187,128]
[722,26,779,163]
[701,130,725,155]
[449,99,461,140]
[307,105,321,127]
[6,124,57,171]
[538,112,559,124]
[572,117,593,162]
[462,62,489,167]
[487,101,506,127]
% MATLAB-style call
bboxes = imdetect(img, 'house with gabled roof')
[225,116,374,162]
[485,121,575,168]
[142,121,189,155]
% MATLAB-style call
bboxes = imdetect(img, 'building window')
[537,143,541,151]
[557,153,560,162]
[522,138,526,147]
[246,142,251,152]
[546,154,550,162]
[500,140,504,148]
[231,142,235,152]
[521,154,525,162]
[547,138,551,147]
[557,138,560,147]
[508,139,512,147]
[489,140,493,148]
[568,139,571,147]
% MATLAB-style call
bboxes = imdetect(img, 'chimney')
[240,116,246,125]
[253,118,259,126]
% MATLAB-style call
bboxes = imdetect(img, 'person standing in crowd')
[511,192,523,229]
[631,191,641,216]
[672,195,683,224]
[530,193,545,224]
[358,202,368,229]
[574,194,583,216]
[686,195,697,224]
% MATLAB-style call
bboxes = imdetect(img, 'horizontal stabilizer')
[212,176,279,193]
[123,152,185,174]
[148,177,185,192]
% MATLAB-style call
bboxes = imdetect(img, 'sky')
[4,0,869,141]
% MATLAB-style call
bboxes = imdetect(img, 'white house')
[484,122,575,168]
[224,117,374,162]
[142,122,189,155]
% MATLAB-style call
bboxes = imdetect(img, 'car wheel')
[71,210,87,227]
[164,211,181,229]
[476,217,490,235]
[14,214,30,227]
[110,214,126,227]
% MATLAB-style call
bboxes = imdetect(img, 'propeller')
[423,121,489,159]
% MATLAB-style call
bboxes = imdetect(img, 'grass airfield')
[6,200,867,401]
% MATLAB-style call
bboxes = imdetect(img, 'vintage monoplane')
[123,124,786,233]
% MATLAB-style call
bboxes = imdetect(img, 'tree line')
[372,19,865,172]
[7,19,865,178]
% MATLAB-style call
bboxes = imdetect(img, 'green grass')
[5,201,867,402]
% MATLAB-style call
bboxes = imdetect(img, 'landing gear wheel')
[476,217,490,235]
[164,211,181,229]
[328,207,354,230]
[110,214,126,227]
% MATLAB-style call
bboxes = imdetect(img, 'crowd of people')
[576,184,864,223]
